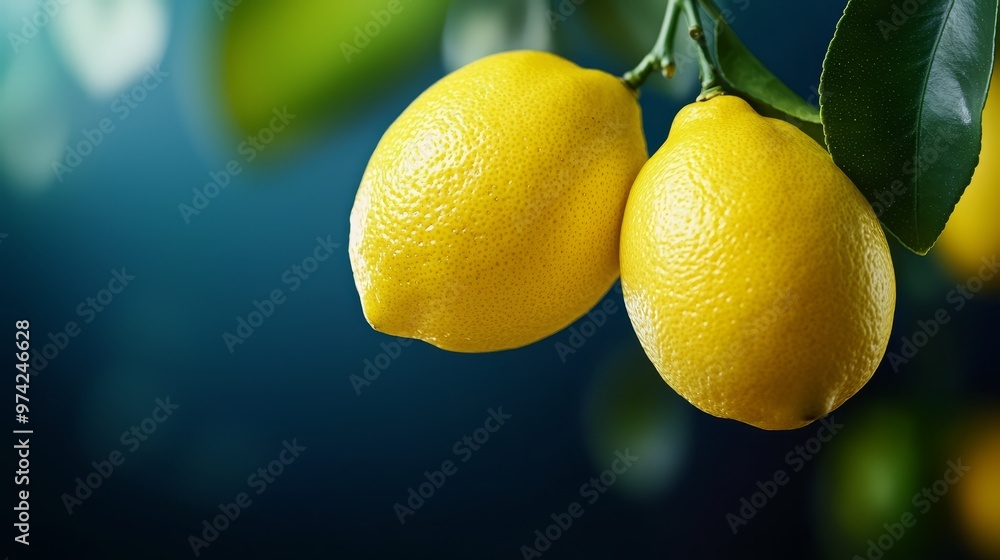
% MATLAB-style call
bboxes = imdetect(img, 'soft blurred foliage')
[814,405,926,558]
[220,0,448,151]
[583,339,691,501]
[0,1,997,558]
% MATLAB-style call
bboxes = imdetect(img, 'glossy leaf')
[820,0,998,254]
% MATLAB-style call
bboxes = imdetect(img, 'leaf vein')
[912,0,957,246]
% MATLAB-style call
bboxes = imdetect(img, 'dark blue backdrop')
[1,1,997,558]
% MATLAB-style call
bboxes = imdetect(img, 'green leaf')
[820,0,998,254]
[709,16,825,145]
[220,0,448,156]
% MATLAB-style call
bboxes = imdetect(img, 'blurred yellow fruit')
[936,69,1000,281]
[620,95,895,430]
[350,51,647,352]
[956,415,1000,558]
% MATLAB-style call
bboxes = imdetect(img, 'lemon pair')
[349,51,895,430]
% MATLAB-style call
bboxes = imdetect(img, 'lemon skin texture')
[935,69,1000,282]
[620,95,896,430]
[350,51,648,352]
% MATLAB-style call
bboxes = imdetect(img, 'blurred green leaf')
[814,404,931,560]
[220,0,448,154]
[584,341,690,501]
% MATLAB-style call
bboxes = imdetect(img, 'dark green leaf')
[820,0,998,254]
[710,16,825,145]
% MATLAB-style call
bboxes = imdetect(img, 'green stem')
[622,0,681,88]
[621,0,725,100]
[682,0,722,99]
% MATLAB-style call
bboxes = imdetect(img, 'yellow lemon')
[620,95,895,430]
[955,414,1000,558]
[350,51,647,352]
[935,69,1000,282]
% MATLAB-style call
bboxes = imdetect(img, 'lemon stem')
[622,0,723,100]
[683,0,723,100]
[623,0,681,89]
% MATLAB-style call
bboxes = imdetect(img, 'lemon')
[620,95,895,430]
[350,51,647,352]
[955,414,1000,558]
[935,69,1000,282]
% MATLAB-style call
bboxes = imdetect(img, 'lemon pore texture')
[620,95,895,430]
[350,51,648,352]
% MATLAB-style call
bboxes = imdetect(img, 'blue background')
[1,1,998,558]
